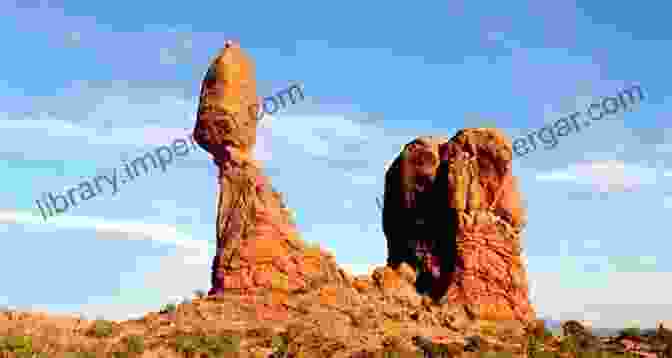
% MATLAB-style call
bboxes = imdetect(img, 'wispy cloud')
[535,160,661,192]
[0,209,212,256]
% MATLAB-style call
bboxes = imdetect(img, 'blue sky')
[1,0,671,328]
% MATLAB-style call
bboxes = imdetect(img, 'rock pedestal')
[192,42,342,316]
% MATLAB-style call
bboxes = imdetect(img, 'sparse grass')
[88,318,114,338]
[174,333,240,357]
[124,334,145,354]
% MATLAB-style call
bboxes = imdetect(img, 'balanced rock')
[192,42,342,315]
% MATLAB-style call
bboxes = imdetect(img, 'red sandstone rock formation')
[194,41,534,326]
[382,129,535,323]
[192,41,343,319]
[436,128,533,323]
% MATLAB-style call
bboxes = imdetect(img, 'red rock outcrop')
[436,128,533,323]
[192,41,344,319]
[194,41,534,328]
[382,129,535,323]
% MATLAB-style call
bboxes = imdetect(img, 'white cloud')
[583,239,601,249]
[639,256,657,266]
[0,209,212,257]
[535,171,580,182]
[269,114,371,157]
[535,160,660,192]
[665,196,672,209]
[529,270,672,327]
[53,246,211,320]
[656,143,672,153]
[345,173,379,186]
[339,263,382,276]
[159,48,178,65]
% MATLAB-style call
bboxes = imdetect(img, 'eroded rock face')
[436,128,533,323]
[382,136,453,267]
[193,42,343,311]
[382,129,535,323]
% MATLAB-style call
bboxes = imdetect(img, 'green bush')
[0,336,36,358]
[175,334,200,354]
[89,319,114,338]
[527,335,543,358]
[160,303,177,314]
[620,327,641,337]
[174,334,240,357]
[0,335,33,353]
[202,335,239,357]
[559,335,578,358]
[125,334,145,354]
[272,335,289,356]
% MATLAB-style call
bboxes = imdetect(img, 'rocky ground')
[0,261,527,357]
[2,263,671,357]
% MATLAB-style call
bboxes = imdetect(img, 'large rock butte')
[382,130,535,322]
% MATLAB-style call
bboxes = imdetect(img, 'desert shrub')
[528,331,559,358]
[125,334,145,354]
[174,334,200,354]
[429,344,450,357]
[559,335,578,355]
[0,335,33,353]
[202,335,239,357]
[174,334,240,356]
[194,289,207,299]
[160,303,177,314]
[89,319,114,338]
[271,335,289,356]
[620,327,641,337]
